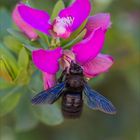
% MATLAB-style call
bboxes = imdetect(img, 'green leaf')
[0,44,18,82]
[33,103,64,126]
[0,43,18,68]
[0,60,17,80]
[3,35,23,53]
[51,0,65,21]
[24,44,37,51]
[63,29,87,49]
[0,57,14,82]
[37,31,50,49]
[18,47,29,69]
[7,28,30,44]
[0,87,21,117]
[15,69,30,85]
[7,29,45,51]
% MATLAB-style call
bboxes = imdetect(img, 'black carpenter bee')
[32,61,116,118]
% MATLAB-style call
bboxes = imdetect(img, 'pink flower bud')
[12,4,38,40]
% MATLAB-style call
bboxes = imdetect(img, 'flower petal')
[83,54,114,78]
[12,4,38,40]
[42,72,56,90]
[85,13,112,38]
[18,4,51,35]
[59,0,91,31]
[72,28,105,65]
[32,47,63,74]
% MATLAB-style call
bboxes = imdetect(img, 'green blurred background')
[0,0,140,140]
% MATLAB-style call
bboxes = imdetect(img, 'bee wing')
[31,82,65,105]
[83,84,116,114]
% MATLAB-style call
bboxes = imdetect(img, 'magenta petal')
[18,4,51,35]
[85,13,111,38]
[12,4,38,40]
[42,72,56,90]
[83,54,114,78]
[72,28,105,65]
[59,0,91,31]
[32,47,63,74]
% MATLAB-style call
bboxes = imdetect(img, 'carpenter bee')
[32,61,116,118]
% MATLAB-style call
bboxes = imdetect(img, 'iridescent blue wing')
[84,84,116,114]
[31,82,65,105]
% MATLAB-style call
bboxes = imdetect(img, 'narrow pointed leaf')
[51,0,65,21]
[37,31,50,49]
[24,44,37,51]
[0,57,14,82]
[0,44,18,81]
[18,47,29,69]
[7,28,30,44]
[3,36,23,53]
[63,29,87,49]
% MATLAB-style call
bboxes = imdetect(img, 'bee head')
[69,61,83,75]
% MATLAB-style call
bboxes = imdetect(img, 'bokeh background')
[0,0,140,140]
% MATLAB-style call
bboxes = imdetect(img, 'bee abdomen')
[61,92,83,119]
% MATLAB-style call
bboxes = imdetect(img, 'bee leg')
[58,68,67,83]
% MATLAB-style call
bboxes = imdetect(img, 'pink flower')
[28,3,113,89]
[32,28,114,89]
[17,0,91,39]
[12,4,38,40]
[32,28,106,75]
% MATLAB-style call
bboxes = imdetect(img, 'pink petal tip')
[83,53,114,78]
[42,72,56,90]
[12,4,38,40]
[85,13,112,38]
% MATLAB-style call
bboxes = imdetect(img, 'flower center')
[53,22,66,35]
[53,16,74,38]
